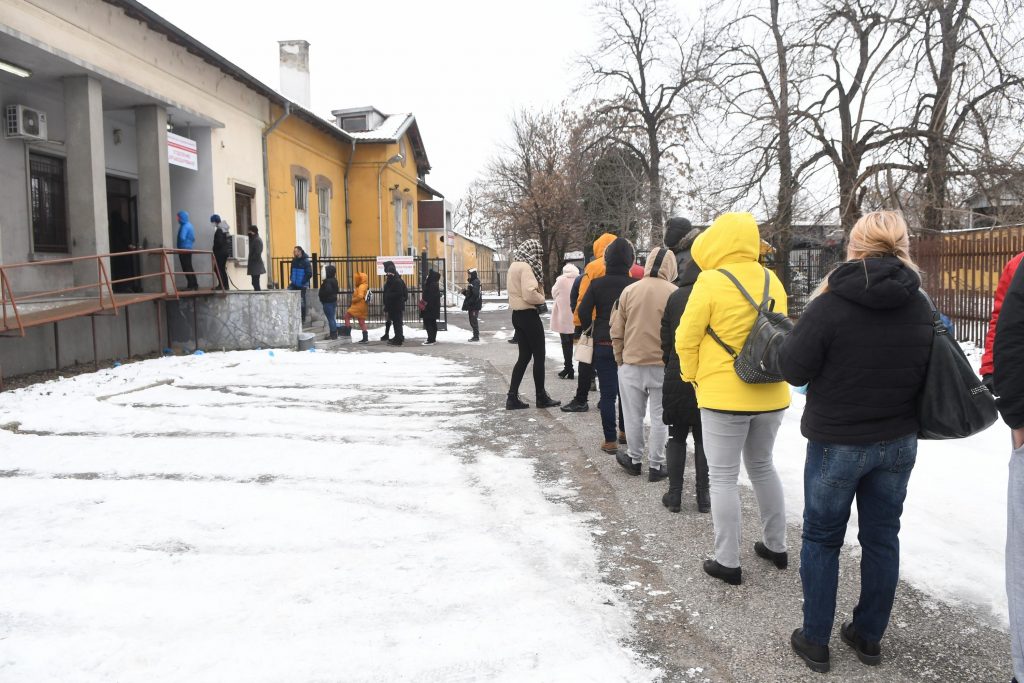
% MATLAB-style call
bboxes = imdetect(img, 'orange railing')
[0,248,222,337]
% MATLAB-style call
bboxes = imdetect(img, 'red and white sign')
[376,256,415,275]
[168,132,198,170]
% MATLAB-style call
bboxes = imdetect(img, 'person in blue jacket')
[288,246,312,323]
[176,211,198,290]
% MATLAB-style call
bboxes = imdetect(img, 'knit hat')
[210,214,222,224]
[514,239,545,284]
[664,216,693,248]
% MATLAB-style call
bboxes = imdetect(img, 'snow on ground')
[0,351,657,682]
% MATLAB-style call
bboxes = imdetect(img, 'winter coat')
[289,252,312,289]
[176,211,195,250]
[578,238,635,343]
[573,233,618,327]
[212,226,230,258]
[612,247,678,366]
[995,259,1024,428]
[382,273,408,315]
[675,212,791,413]
[778,256,934,444]
[661,259,701,427]
[569,274,583,314]
[247,235,266,276]
[347,272,369,319]
[421,269,441,319]
[507,261,546,311]
[318,266,339,304]
[461,272,482,312]
[550,264,580,334]
[666,228,702,287]
[982,252,1024,377]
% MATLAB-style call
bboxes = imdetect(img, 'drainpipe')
[261,102,291,287]
[343,138,356,287]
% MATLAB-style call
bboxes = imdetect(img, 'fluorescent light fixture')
[0,59,31,78]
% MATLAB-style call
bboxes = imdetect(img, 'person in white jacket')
[551,263,581,380]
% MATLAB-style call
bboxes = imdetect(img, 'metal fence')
[470,270,505,295]
[763,246,846,318]
[272,254,448,329]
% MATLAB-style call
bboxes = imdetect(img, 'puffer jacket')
[176,211,195,250]
[675,212,791,413]
[661,259,701,427]
[318,265,339,304]
[421,269,441,319]
[578,238,634,343]
[551,263,580,335]
[289,251,312,289]
[461,272,482,312]
[347,272,369,318]
[573,233,618,327]
[382,270,407,314]
[612,247,678,365]
[507,261,546,310]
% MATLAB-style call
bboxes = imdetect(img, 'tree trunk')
[922,1,958,232]
[771,0,794,297]
[647,139,663,249]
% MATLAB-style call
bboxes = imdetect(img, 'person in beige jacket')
[611,247,678,479]
[505,238,560,410]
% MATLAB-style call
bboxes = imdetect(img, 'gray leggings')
[700,408,787,568]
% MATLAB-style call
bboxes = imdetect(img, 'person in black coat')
[421,268,442,345]
[660,258,709,513]
[318,264,340,339]
[211,214,231,290]
[462,268,482,341]
[577,238,636,453]
[382,261,408,346]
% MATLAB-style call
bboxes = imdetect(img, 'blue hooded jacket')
[176,211,195,249]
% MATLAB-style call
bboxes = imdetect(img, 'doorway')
[106,175,140,293]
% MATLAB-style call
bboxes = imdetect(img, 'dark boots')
[791,629,830,673]
[536,393,561,409]
[695,440,710,513]
[506,394,529,410]
[358,330,368,344]
[662,437,685,513]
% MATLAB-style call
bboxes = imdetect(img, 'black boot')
[694,439,710,512]
[381,321,391,341]
[754,541,788,569]
[791,629,830,674]
[696,488,711,514]
[358,330,368,344]
[840,622,881,666]
[506,394,529,410]
[536,393,560,409]
[703,559,741,586]
[662,436,686,513]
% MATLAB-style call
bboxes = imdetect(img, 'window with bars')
[318,186,331,257]
[294,176,309,211]
[29,153,69,253]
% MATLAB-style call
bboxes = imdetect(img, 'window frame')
[27,152,70,254]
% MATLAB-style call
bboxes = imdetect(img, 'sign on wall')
[376,256,415,275]
[168,132,198,170]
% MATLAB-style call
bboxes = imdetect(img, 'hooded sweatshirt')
[578,238,634,343]
[176,211,195,250]
[779,256,933,443]
[347,272,369,318]
[573,232,618,327]
[675,212,790,413]
[550,263,580,335]
[612,246,678,365]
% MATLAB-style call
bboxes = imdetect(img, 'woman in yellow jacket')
[675,212,790,586]
[344,272,370,344]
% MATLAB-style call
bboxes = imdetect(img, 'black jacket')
[578,238,634,343]
[661,259,701,426]
[778,256,934,444]
[383,273,408,314]
[212,228,230,258]
[995,260,1024,428]
[461,275,482,311]
[422,270,441,319]
[318,277,339,304]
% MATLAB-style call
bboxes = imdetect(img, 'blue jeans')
[322,302,337,335]
[801,433,917,646]
[592,345,619,442]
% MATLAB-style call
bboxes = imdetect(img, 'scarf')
[515,238,545,285]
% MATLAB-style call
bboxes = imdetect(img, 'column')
[63,75,109,287]
[134,105,172,292]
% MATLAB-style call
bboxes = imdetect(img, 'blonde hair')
[812,210,920,298]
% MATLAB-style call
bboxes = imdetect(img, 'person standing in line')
[462,268,483,341]
[246,226,265,291]
[421,268,441,346]
[611,246,677,479]
[778,211,933,674]
[345,272,370,344]
[288,246,312,323]
[319,264,340,340]
[981,252,1024,390]
[551,263,581,379]
[506,238,560,410]
[577,238,635,451]
[993,254,1024,683]
[210,214,231,290]
[382,261,408,346]
[664,216,702,283]
[675,212,790,587]
[176,211,198,291]
[660,258,709,513]
[563,232,618,414]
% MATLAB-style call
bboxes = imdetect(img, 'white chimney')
[278,40,311,109]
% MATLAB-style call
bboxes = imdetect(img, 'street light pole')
[377,153,404,255]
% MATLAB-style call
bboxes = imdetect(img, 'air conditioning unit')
[232,234,249,262]
[5,105,47,141]
[407,246,418,257]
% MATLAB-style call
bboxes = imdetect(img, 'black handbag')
[917,292,998,439]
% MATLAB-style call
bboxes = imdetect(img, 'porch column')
[134,105,172,292]
[63,75,109,286]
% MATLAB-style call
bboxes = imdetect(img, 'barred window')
[29,153,68,252]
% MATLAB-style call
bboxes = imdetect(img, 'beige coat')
[611,247,678,365]
[507,261,546,310]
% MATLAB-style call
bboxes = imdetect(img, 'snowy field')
[0,351,657,682]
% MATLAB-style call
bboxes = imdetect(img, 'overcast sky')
[139,0,597,206]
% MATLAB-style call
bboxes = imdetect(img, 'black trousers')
[574,360,595,404]
[389,309,404,341]
[468,309,480,338]
[214,254,229,290]
[179,253,197,289]
[250,274,261,291]
[509,308,546,398]
[424,316,438,343]
[559,333,574,371]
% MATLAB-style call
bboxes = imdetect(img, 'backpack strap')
[718,267,775,312]
[706,325,738,359]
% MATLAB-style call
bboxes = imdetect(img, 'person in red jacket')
[981,252,1024,390]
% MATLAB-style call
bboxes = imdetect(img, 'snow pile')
[0,351,657,682]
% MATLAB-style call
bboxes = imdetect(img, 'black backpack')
[707,268,793,384]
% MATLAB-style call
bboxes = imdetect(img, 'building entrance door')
[106,175,140,292]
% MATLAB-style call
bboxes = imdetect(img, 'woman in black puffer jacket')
[660,258,709,513]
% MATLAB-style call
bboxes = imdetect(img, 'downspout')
[261,102,291,287]
[343,138,356,287]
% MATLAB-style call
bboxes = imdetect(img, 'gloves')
[982,374,995,394]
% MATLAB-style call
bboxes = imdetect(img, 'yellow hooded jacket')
[573,232,618,328]
[347,272,369,319]
[674,213,791,412]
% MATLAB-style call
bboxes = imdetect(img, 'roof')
[331,110,432,174]
[417,179,445,199]
[455,230,499,252]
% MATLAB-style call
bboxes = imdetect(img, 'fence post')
[311,253,320,289]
